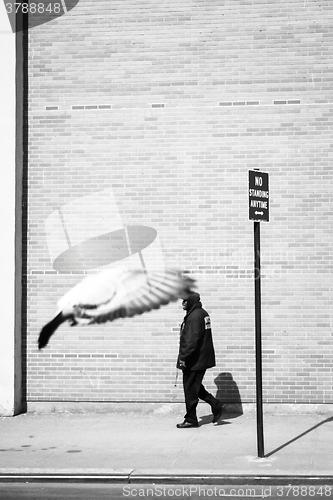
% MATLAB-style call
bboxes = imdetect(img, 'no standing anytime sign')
[248,170,269,222]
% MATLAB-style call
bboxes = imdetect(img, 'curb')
[0,472,332,485]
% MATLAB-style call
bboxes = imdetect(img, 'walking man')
[176,292,223,428]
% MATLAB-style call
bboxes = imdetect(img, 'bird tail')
[38,312,65,350]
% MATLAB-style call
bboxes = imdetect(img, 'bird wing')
[70,267,195,325]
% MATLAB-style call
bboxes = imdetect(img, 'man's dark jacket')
[177,293,216,371]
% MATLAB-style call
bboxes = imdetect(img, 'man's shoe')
[176,421,199,429]
[212,404,223,423]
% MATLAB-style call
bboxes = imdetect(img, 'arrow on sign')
[255,211,264,215]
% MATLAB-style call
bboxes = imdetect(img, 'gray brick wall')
[26,0,333,404]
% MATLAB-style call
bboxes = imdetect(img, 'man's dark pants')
[182,369,220,424]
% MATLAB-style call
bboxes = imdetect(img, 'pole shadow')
[265,416,333,458]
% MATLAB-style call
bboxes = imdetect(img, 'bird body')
[38,267,195,349]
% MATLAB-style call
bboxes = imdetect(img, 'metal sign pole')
[254,221,264,458]
[249,169,268,459]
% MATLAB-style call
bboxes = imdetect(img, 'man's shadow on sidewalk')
[199,372,243,426]
[265,416,333,457]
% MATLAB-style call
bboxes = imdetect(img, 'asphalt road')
[0,483,332,500]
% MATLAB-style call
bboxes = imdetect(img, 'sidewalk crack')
[168,428,201,468]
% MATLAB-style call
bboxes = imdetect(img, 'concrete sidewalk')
[0,404,332,483]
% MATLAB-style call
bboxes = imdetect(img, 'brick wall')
[26,0,333,404]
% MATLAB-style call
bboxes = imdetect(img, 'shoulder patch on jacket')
[204,315,211,329]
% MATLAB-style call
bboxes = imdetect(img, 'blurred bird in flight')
[38,267,196,349]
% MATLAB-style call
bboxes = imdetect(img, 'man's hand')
[178,360,186,370]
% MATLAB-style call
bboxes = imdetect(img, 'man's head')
[182,292,201,312]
